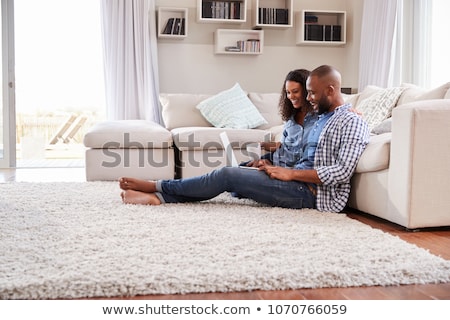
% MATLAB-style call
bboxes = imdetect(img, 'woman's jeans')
[155,167,316,209]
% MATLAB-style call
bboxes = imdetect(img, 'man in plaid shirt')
[263,65,370,211]
[120,65,369,212]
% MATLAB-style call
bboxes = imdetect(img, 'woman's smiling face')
[285,80,304,109]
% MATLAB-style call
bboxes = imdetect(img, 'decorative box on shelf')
[214,29,264,55]
[197,0,247,23]
[158,7,188,39]
[296,10,346,46]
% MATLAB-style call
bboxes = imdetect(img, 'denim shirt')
[294,111,334,170]
[272,112,318,168]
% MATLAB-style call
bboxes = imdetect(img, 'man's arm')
[316,113,369,186]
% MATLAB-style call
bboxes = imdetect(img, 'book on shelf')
[180,18,185,35]
[305,24,342,42]
[258,8,289,25]
[304,15,318,23]
[331,25,341,41]
[162,18,175,34]
[202,1,241,20]
[162,17,185,35]
[173,18,181,35]
[304,24,323,41]
[236,39,260,53]
[225,46,241,52]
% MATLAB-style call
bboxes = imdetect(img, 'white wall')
[156,0,363,94]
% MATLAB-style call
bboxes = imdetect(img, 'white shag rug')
[1,181,449,299]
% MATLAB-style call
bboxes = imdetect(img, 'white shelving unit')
[157,7,188,39]
[197,0,247,23]
[296,10,346,46]
[252,0,293,28]
[214,29,264,55]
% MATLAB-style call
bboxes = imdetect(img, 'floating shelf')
[157,7,188,39]
[214,29,264,55]
[296,10,346,46]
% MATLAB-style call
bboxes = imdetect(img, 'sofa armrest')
[388,99,450,228]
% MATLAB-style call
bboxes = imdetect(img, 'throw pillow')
[371,118,392,135]
[196,83,268,129]
[356,87,406,131]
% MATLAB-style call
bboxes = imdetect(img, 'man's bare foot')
[119,177,156,192]
[120,190,161,205]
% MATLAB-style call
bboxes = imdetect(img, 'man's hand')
[260,165,322,184]
[260,165,294,181]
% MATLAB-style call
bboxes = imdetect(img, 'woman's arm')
[260,141,281,152]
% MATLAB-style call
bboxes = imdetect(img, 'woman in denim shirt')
[247,69,318,168]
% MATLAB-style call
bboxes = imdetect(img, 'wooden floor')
[1,167,449,300]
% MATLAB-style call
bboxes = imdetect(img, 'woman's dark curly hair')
[279,69,311,121]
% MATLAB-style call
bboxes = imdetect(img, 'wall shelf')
[296,10,346,46]
[157,7,188,39]
[197,0,247,23]
[214,29,263,55]
[252,0,293,29]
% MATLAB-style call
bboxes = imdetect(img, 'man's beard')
[317,96,332,115]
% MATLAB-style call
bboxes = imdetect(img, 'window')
[15,0,105,166]
[430,0,450,88]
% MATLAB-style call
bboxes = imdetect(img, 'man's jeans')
[155,167,316,209]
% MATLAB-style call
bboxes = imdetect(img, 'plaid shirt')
[315,104,370,212]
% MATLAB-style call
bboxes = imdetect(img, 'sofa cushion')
[83,120,172,149]
[171,127,270,151]
[415,82,450,100]
[355,133,391,173]
[247,92,283,129]
[397,83,426,105]
[445,88,450,99]
[267,124,284,142]
[160,93,213,130]
[371,118,392,135]
[398,82,450,105]
[355,85,383,106]
[196,83,268,129]
[356,87,405,131]
[343,93,361,108]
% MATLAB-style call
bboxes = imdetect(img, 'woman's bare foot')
[120,190,161,205]
[119,177,156,192]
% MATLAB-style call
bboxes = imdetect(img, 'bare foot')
[119,177,156,193]
[120,190,161,205]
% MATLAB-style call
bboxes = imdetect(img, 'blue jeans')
[155,167,316,209]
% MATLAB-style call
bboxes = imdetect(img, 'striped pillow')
[196,83,268,129]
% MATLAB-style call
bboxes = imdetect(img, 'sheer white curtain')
[100,0,161,122]
[358,0,402,90]
[410,0,432,87]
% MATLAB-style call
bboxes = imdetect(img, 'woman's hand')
[247,159,272,167]
[349,107,362,117]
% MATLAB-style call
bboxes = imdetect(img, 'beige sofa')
[346,82,450,229]
[159,91,284,178]
[83,88,284,181]
[83,82,450,229]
